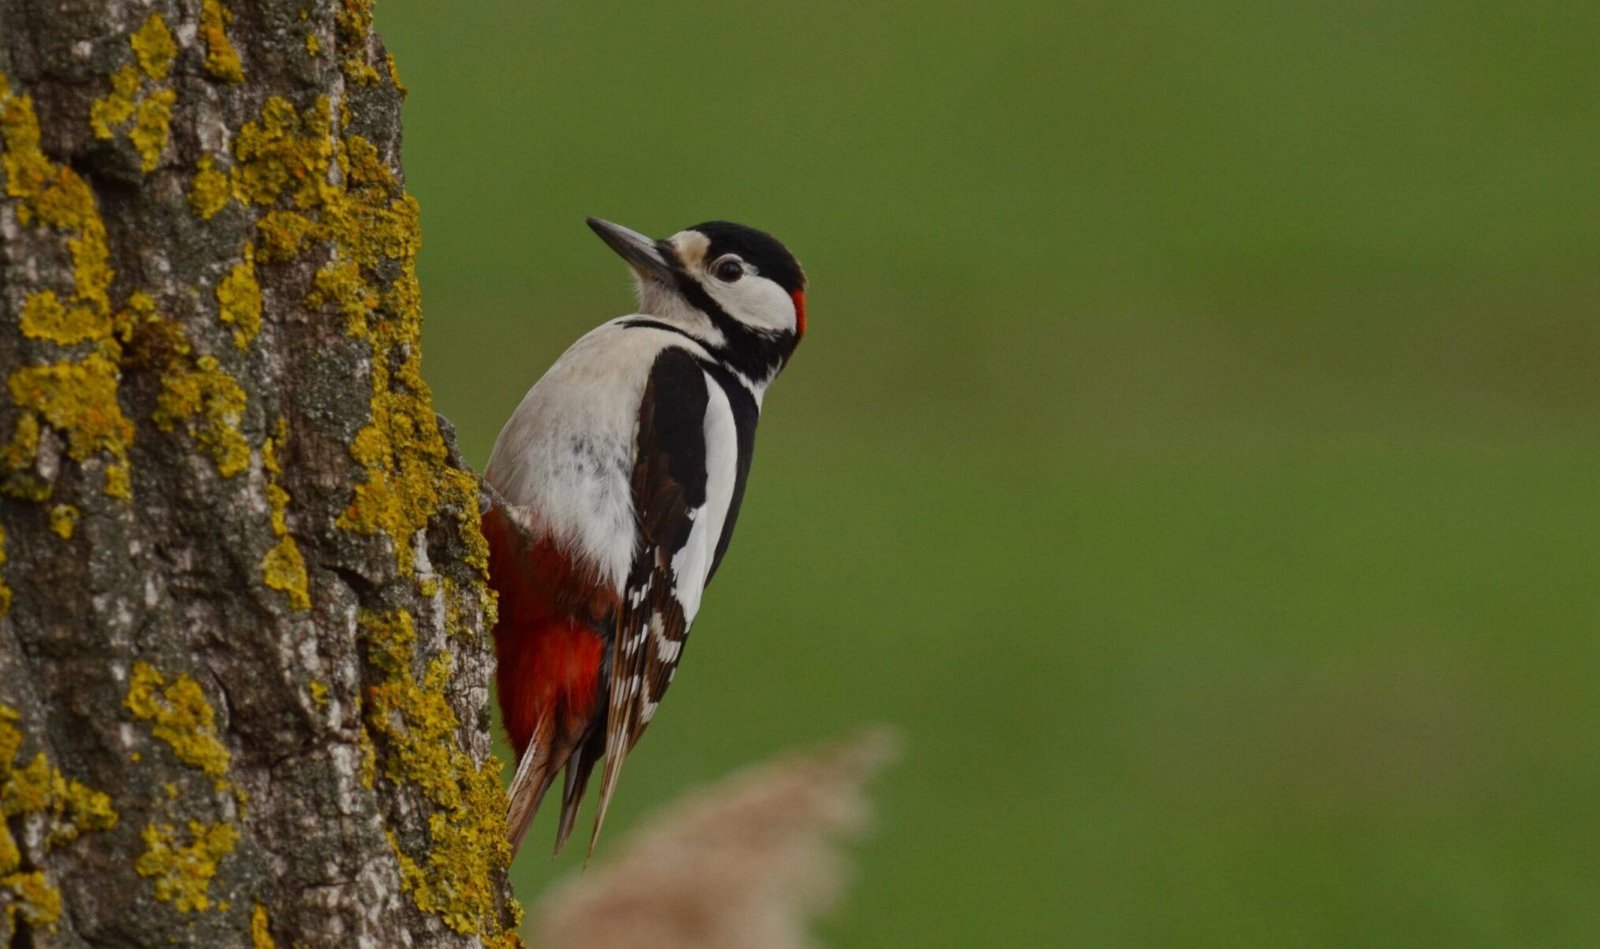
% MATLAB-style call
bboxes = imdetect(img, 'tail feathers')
[554,726,605,855]
[506,734,563,854]
[508,723,645,859]
[587,723,638,860]
[509,722,615,856]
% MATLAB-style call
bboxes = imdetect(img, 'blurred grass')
[381,1,1600,944]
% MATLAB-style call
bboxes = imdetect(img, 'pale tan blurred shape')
[531,725,902,949]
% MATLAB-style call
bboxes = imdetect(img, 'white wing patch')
[667,372,739,624]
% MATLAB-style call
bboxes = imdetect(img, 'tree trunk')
[0,1,520,945]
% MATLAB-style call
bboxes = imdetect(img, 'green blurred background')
[380,2,1598,944]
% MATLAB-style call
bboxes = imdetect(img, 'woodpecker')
[482,217,807,855]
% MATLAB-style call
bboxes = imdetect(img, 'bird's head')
[588,217,807,380]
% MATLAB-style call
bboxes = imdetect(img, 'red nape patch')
[791,290,807,339]
[482,507,611,758]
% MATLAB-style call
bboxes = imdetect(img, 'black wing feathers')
[589,347,708,852]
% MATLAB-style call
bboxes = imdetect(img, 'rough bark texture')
[0,1,520,945]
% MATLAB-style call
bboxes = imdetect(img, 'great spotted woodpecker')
[482,218,807,855]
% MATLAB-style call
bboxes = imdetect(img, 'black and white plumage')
[482,218,806,855]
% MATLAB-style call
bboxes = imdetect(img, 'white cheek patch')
[702,276,796,336]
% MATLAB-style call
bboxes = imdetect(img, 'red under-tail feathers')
[482,503,617,853]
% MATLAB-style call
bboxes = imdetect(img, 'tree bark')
[0,1,519,945]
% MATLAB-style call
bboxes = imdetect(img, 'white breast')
[484,321,714,590]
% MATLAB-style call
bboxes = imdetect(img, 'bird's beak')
[587,217,679,284]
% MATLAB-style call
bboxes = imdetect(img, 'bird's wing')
[582,346,713,854]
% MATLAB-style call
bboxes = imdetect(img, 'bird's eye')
[714,258,744,282]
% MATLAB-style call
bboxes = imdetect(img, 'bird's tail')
[508,716,609,856]
[505,729,562,854]
[554,725,605,855]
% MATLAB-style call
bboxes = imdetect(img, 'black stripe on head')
[669,277,796,382]
[689,221,806,294]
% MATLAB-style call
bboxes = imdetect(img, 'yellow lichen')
[385,52,407,97]
[154,353,249,477]
[360,611,513,938]
[217,245,262,348]
[260,537,310,610]
[308,680,328,708]
[0,705,117,931]
[104,464,131,499]
[329,141,473,579]
[190,156,232,218]
[89,65,141,140]
[222,96,486,587]
[445,576,493,641]
[254,209,317,261]
[20,290,109,346]
[308,260,376,336]
[251,902,276,947]
[358,729,377,789]
[2,77,114,321]
[259,423,310,610]
[336,0,381,85]
[134,820,238,913]
[112,288,158,354]
[124,662,232,779]
[7,357,128,460]
[132,14,177,80]
[123,296,250,478]
[2,75,129,499]
[8,355,134,498]
[200,0,245,83]
[262,420,286,495]
[0,414,45,502]
[231,97,332,209]
[47,504,78,540]
[305,33,321,57]
[90,18,177,172]
[0,825,17,874]
[1,871,60,928]
[265,481,289,536]
[202,86,512,937]
[130,88,176,172]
